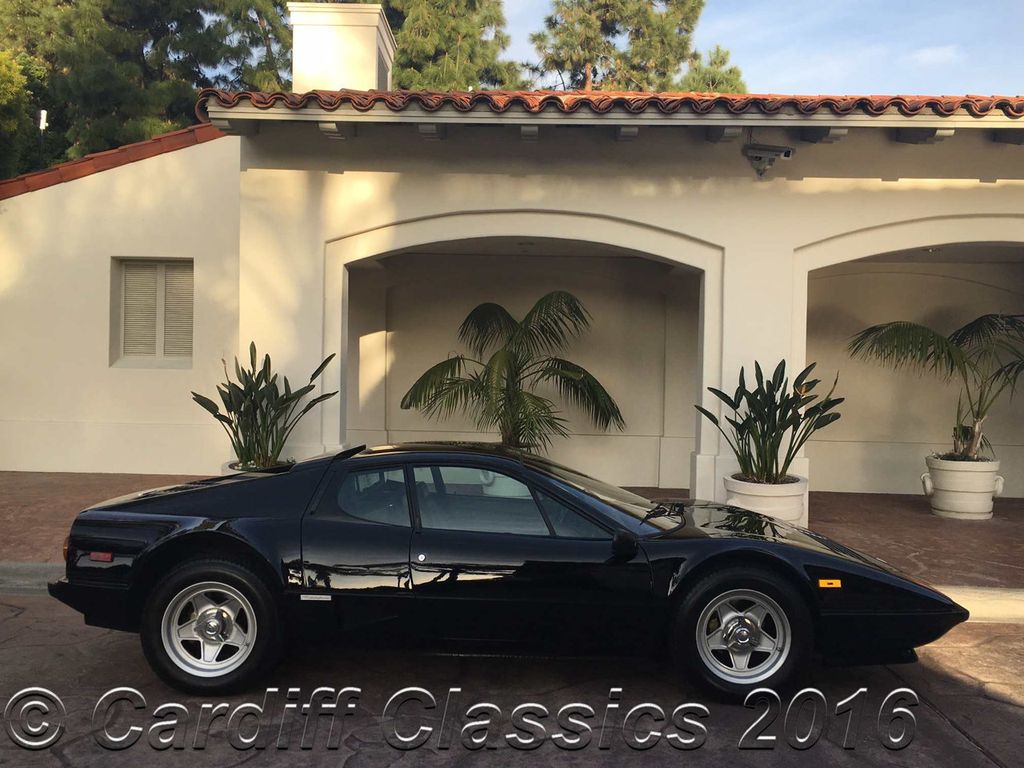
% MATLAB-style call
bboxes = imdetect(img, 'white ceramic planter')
[922,456,1003,520]
[723,475,808,527]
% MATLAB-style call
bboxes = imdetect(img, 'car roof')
[354,442,540,462]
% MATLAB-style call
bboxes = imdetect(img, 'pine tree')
[0,50,32,178]
[2,0,225,159]
[373,0,523,90]
[680,45,746,93]
[217,0,292,91]
[531,0,743,93]
[216,1,525,92]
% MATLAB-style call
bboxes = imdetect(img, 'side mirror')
[611,530,639,562]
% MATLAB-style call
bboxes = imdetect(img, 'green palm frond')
[458,303,519,357]
[848,321,964,377]
[533,357,625,431]
[400,292,624,451]
[400,356,473,411]
[949,313,1024,350]
[514,290,592,356]
[501,389,569,450]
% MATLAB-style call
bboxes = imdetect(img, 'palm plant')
[400,291,625,450]
[848,314,1024,461]
[192,342,338,470]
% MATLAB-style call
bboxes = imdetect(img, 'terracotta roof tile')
[196,88,1024,120]
[0,123,225,202]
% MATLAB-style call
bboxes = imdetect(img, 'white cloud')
[903,45,965,67]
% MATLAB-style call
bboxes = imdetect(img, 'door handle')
[416,553,426,563]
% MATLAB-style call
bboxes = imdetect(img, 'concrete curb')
[2,563,1022,623]
[0,562,64,594]
[939,586,1024,624]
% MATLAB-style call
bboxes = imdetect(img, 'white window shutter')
[163,262,194,357]
[122,263,158,356]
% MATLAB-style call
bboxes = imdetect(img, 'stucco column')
[239,167,332,459]
[343,264,390,449]
[695,233,809,501]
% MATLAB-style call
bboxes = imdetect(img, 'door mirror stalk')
[611,530,639,562]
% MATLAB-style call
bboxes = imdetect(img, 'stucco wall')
[0,138,242,474]
[345,253,701,488]
[807,260,1024,496]
[3,119,1024,498]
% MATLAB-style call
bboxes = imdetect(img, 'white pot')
[922,456,1003,520]
[723,475,808,527]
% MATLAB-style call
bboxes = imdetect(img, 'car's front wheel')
[141,559,283,694]
[673,566,812,700]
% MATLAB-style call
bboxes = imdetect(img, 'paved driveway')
[0,595,1019,768]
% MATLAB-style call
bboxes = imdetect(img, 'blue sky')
[504,0,1024,94]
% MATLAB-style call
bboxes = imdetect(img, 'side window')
[327,467,410,527]
[415,465,549,536]
[537,491,611,540]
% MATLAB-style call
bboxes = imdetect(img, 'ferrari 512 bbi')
[49,443,968,699]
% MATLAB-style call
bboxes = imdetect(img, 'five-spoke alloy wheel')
[142,559,282,694]
[674,566,811,699]
[161,581,258,677]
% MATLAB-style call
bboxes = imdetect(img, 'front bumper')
[48,579,136,631]
[818,602,969,662]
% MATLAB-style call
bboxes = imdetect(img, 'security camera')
[741,143,795,178]
[743,144,795,161]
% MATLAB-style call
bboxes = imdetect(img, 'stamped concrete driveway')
[0,594,1020,768]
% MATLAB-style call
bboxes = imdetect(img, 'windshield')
[538,462,684,530]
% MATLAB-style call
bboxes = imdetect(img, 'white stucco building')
[1,2,1022,507]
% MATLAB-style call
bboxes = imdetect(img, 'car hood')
[643,501,905,575]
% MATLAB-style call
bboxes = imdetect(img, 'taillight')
[62,536,70,563]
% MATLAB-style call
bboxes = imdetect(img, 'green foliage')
[218,0,292,91]
[0,49,32,178]
[359,0,524,89]
[530,0,742,92]
[401,291,625,450]
[191,343,338,470]
[1,0,223,161]
[696,361,843,484]
[679,45,746,93]
[849,314,1024,460]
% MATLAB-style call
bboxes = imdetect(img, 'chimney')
[288,2,397,92]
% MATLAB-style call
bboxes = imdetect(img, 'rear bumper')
[48,579,136,632]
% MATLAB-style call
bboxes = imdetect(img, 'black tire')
[140,559,284,694]
[672,566,813,701]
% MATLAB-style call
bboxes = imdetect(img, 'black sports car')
[49,443,968,698]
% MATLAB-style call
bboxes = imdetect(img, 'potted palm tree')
[401,291,625,452]
[696,361,843,526]
[849,314,1024,519]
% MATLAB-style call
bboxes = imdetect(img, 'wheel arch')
[669,548,820,622]
[128,531,283,620]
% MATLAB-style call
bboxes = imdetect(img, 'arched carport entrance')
[319,210,724,493]
[795,215,1024,497]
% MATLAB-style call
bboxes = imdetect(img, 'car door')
[408,462,655,649]
[301,461,415,632]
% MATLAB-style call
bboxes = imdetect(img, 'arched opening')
[803,240,1024,497]
[321,217,722,491]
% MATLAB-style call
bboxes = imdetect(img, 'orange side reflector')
[818,579,842,589]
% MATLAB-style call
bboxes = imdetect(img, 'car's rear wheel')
[141,559,282,693]
[673,566,812,700]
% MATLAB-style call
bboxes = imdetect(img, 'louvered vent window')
[120,260,193,360]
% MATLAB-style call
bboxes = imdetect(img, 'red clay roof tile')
[0,123,225,202]
[196,88,1024,120]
